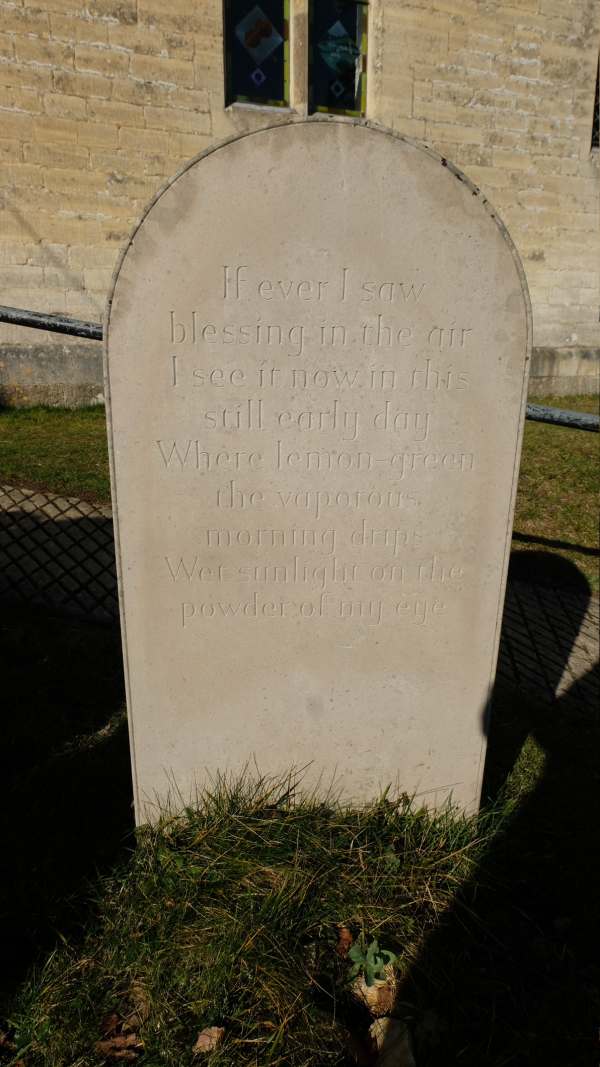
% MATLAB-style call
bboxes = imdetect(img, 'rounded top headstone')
[105,119,530,822]
[107,120,530,349]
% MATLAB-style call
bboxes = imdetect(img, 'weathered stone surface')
[105,119,531,822]
[0,341,104,407]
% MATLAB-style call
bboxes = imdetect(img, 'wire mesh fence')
[0,483,118,623]
[497,578,599,709]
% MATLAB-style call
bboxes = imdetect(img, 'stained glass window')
[309,1,368,117]
[224,0,289,108]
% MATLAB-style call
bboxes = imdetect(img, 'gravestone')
[105,119,531,823]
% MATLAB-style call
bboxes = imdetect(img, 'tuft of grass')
[5,773,499,1067]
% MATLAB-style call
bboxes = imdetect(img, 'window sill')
[226,102,296,115]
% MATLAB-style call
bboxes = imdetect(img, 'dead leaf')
[0,1031,16,1050]
[97,1036,142,1050]
[101,1012,121,1037]
[336,925,353,957]
[95,1032,143,1061]
[120,980,152,1033]
[192,1026,225,1054]
[130,981,151,1024]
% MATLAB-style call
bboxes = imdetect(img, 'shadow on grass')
[385,551,600,1066]
[513,529,600,556]
[0,600,133,1011]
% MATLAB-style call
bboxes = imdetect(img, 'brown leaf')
[336,925,353,957]
[121,979,152,1033]
[95,1033,143,1061]
[192,1026,225,1054]
[130,981,151,1023]
[101,1012,121,1037]
[97,1034,142,1050]
[0,1031,16,1050]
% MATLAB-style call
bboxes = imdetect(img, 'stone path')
[1,483,598,708]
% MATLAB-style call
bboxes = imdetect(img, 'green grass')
[0,406,110,502]
[514,394,599,589]
[1,776,507,1067]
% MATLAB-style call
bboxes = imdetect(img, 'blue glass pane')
[225,0,288,107]
[310,0,368,116]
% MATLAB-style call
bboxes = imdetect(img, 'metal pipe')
[0,304,102,341]
[0,304,598,431]
[525,402,598,433]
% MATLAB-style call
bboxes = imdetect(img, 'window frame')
[223,0,291,110]
[308,0,369,119]
[223,0,372,118]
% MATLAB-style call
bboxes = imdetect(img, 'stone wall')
[0,0,598,403]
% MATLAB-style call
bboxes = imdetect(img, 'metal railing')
[1,304,598,431]
[0,304,102,341]
[524,403,598,432]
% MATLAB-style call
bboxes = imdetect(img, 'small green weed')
[347,939,398,987]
